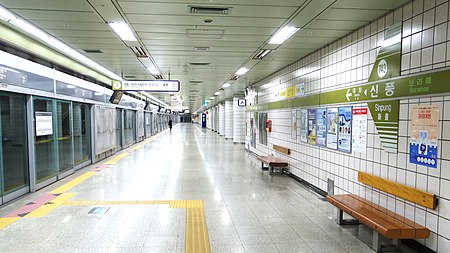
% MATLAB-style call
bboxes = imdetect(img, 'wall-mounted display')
[316,108,327,147]
[338,106,352,152]
[291,110,297,140]
[307,109,316,145]
[300,109,308,143]
[326,108,339,149]
[352,107,368,153]
[409,105,439,168]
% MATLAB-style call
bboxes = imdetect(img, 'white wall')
[219,103,225,136]
[245,1,450,251]
[233,98,246,143]
[225,100,233,139]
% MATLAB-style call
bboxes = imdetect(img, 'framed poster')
[307,109,316,145]
[409,105,439,168]
[352,107,368,153]
[316,108,327,147]
[300,109,308,143]
[35,112,53,136]
[326,108,339,149]
[338,106,352,152]
[291,110,297,140]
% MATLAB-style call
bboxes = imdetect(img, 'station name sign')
[112,80,180,92]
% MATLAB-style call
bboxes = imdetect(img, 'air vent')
[253,49,271,60]
[190,62,210,66]
[188,6,232,15]
[83,49,102,54]
[154,75,163,79]
[230,75,239,81]
[187,29,224,39]
[189,80,203,84]
[194,47,210,52]
[124,75,136,79]
[189,89,199,92]
[129,46,148,58]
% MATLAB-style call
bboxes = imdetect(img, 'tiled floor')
[0,124,420,252]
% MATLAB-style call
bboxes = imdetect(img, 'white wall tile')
[438,235,450,253]
[423,9,436,29]
[434,43,447,63]
[422,28,434,47]
[411,50,422,69]
[421,47,433,65]
[435,3,449,24]
[439,217,450,239]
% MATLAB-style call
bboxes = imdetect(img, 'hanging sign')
[409,105,439,168]
[35,112,53,136]
[352,108,368,153]
[238,98,246,107]
[326,108,339,149]
[338,107,352,152]
[307,109,316,145]
[112,80,180,92]
[316,108,327,147]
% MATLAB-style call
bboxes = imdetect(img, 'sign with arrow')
[238,98,246,107]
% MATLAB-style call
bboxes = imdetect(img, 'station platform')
[0,124,417,253]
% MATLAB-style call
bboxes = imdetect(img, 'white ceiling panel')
[0,0,411,111]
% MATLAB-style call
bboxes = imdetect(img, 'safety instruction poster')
[316,108,327,147]
[352,107,368,153]
[35,112,53,136]
[308,109,316,145]
[300,109,308,143]
[409,105,439,168]
[326,108,339,149]
[338,107,352,152]
[291,110,297,140]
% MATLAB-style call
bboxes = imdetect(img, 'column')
[225,100,233,139]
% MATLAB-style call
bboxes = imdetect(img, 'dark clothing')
[168,120,173,131]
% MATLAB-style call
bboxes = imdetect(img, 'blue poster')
[338,107,352,152]
[326,108,339,149]
[316,108,327,147]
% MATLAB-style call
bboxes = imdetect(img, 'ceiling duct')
[83,49,102,54]
[129,46,148,58]
[188,6,232,15]
[194,47,210,52]
[189,80,203,84]
[189,62,210,66]
[124,75,136,79]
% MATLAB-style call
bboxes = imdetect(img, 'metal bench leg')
[336,209,359,225]
[373,231,382,252]
[269,166,272,175]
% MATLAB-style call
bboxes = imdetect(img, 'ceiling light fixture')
[108,22,137,41]
[269,26,300,45]
[147,66,160,75]
[209,97,215,100]
[66,85,75,89]
[253,49,271,59]
[214,91,221,95]
[235,67,248,76]
[0,5,15,22]
[222,83,231,88]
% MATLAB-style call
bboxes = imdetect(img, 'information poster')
[35,112,53,136]
[308,109,316,145]
[291,110,297,140]
[326,108,339,149]
[409,105,439,168]
[316,108,327,147]
[300,109,308,143]
[352,107,368,153]
[338,107,352,152]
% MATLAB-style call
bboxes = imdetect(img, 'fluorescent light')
[94,92,104,96]
[108,22,137,41]
[0,5,16,22]
[235,67,248,76]
[269,26,300,45]
[66,85,75,89]
[381,34,401,48]
[14,19,48,39]
[214,91,221,95]
[147,66,160,75]
[222,83,231,88]
[209,97,215,100]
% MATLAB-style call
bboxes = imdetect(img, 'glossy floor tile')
[0,124,422,252]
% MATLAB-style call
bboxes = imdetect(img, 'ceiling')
[0,0,410,111]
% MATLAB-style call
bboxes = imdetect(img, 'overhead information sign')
[112,80,180,92]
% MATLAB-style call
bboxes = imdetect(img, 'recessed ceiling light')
[235,67,248,76]
[66,85,75,89]
[214,91,221,95]
[269,26,300,45]
[147,66,160,75]
[108,22,137,41]
[222,83,231,88]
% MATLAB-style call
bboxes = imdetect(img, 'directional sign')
[238,98,246,107]
[112,80,180,92]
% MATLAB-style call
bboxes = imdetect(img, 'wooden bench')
[327,171,436,252]
[256,155,288,175]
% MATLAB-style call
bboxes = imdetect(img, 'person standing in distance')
[168,119,173,132]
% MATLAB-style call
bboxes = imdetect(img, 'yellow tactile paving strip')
[26,193,76,218]
[104,152,129,164]
[0,217,20,230]
[50,172,96,194]
[170,200,204,209]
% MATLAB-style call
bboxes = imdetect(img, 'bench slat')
[327,194,430,239]
[358,171,437,209]
[257,156,288,167]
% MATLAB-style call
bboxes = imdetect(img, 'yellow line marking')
[50,172,96,194]
[0,217,20,230]
[130,144,143,151]
[170,200,203,209]
[105,152,129,164]
[26,193,75,218]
